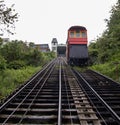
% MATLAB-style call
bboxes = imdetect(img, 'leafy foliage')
[88,0,120,82]
[0,39,55,100]
[24,49,43,66]
[42,51,56,63]
[1,40,29,62]
[8,60,26,69]
[0,66,41,100]
[0,40,55,68]
[90,62,120,82]
[0,54,6,70]
[89,0,120,64]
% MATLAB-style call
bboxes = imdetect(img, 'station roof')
[51,38,58,43]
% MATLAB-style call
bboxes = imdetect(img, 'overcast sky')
[4,0,117,48]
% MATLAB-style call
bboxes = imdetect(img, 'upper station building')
[51,38,58,53]
[51,38,66,57]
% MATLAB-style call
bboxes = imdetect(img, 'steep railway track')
[0,58,120,125]
[0,58,60,124]
[74,69,120,125]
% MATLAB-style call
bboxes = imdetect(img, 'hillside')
[88,0,120,82]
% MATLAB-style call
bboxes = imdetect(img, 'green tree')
[105,0,120,43]
[88,0,120,64]
[0,37,3,47]
[1,40,28,62]
[29,42,35,48]
[25,49,43,66]
[0,54,6,70]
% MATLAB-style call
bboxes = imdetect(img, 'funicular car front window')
[76,30,80,37]
[82,32,86,38]
[70,32,74,38]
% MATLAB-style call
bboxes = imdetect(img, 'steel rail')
[1,60,56,125]
[0,59,55,112]
[71,68,107,125]
[89,69,120,86]
[74,69,120,125]
[58,58,62,125]
[18,61,56,124]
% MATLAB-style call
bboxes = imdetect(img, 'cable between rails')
[58,58,62,125]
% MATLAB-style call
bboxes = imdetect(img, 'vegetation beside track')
[90,63,120,82]
[88,0,120,82]
[0,66,41,101]
[0,40,55,101]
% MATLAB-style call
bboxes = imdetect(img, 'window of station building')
[76,30,80,37]
[40,45,47,48]
[81,32,86,38]
[70,31,74,38]
[52,47,56,51]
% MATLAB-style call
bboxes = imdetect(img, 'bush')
[90,62,120,82]
[0,55,6,70]
[7,60,26,69]
[88,49,98,65]
[42,52,56,64]
[0,66,41,100]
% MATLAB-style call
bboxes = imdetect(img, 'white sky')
[4,0,117,49]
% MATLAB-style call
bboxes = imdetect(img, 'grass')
[74,61,120,83]
[89,62,120,83]
[0,66,41,101]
